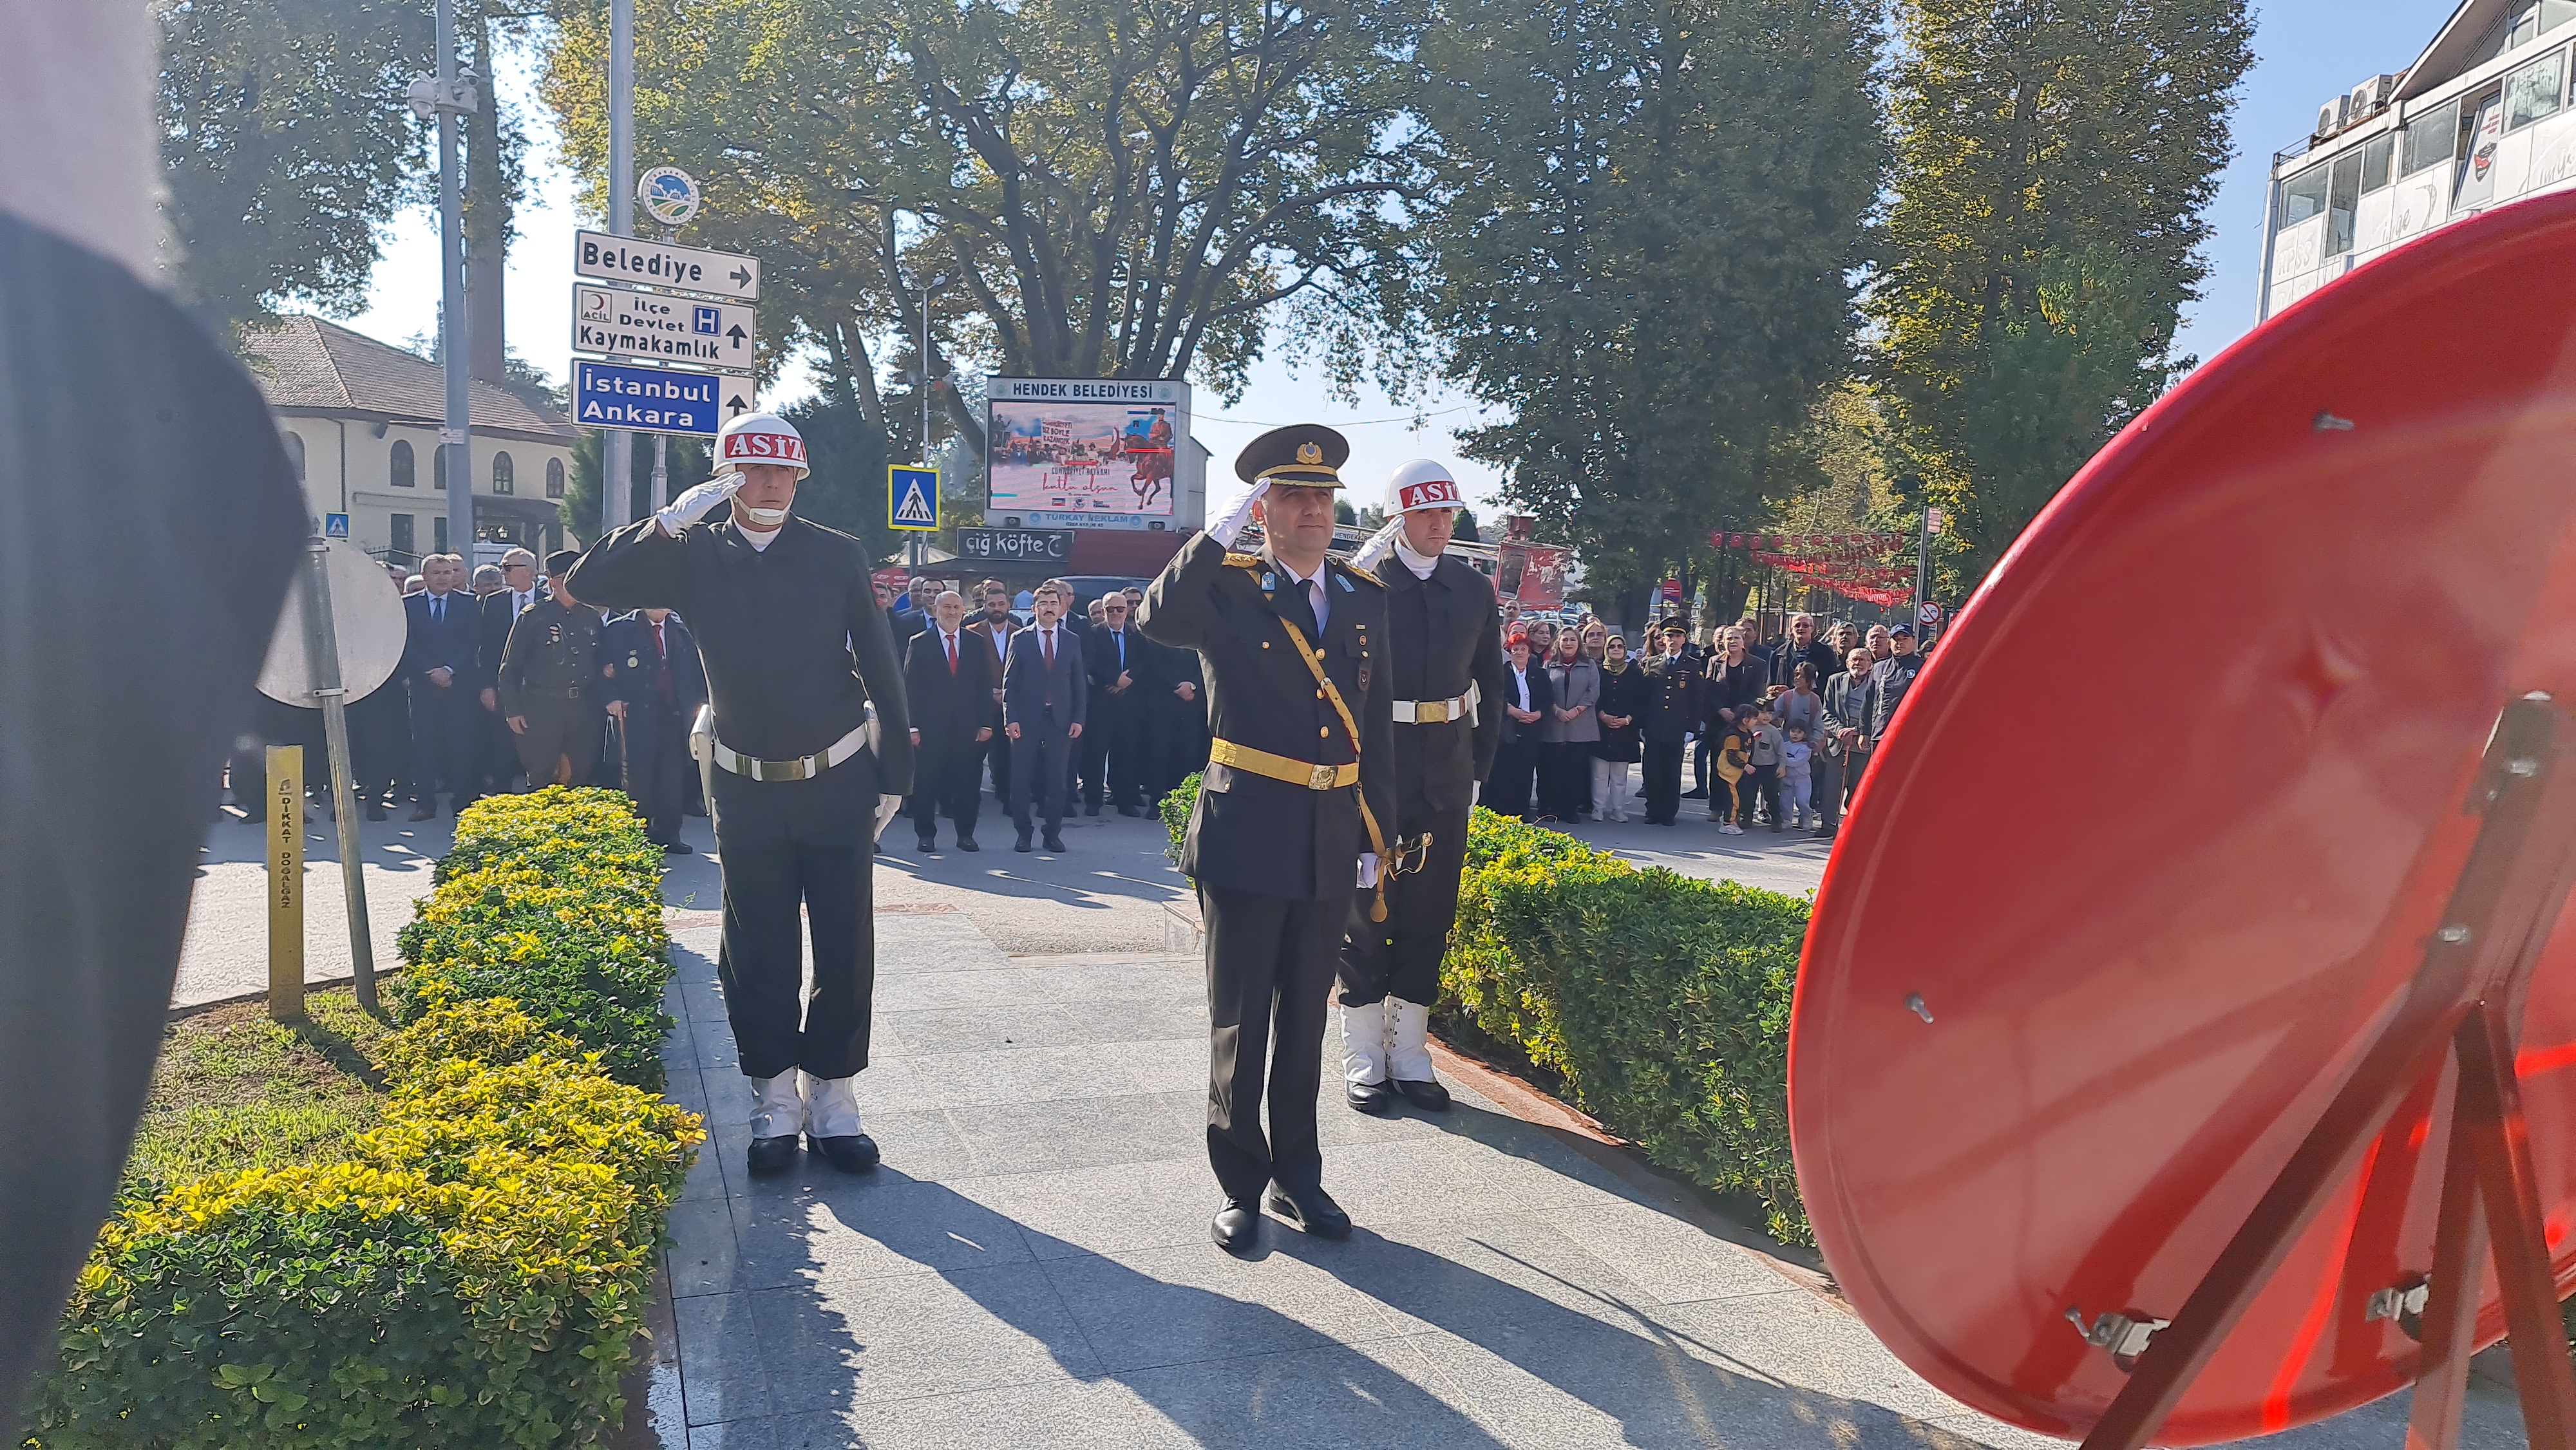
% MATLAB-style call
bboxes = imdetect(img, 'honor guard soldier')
[1339,462,1508,1113]
[566,412,913,1180]
[495,550,605,787]
[1137,424,1393,1256]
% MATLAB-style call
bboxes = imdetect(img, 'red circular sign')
[1791,190,2576,1444]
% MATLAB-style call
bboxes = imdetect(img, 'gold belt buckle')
[1416,701,1450,724]
[1309,762,1338,790]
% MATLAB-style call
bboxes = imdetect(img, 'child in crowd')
[1712,716,1750,834]
[1745,701,1785,831]
[1781,723,1814,829]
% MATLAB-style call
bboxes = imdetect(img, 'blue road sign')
[889,466,941,532]
[324,513,350,538]
[573,359,723,437]
[694,305,721,335]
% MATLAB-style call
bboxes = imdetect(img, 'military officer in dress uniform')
[565,412,913,1180]
[495,551,605,787]
[1137,424,1393,1256]
[1338,461,1508,1115]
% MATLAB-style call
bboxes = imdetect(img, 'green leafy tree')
[157,0,433,337]
[540,0,1428,453]
[782,399,901,564]
[1874,0,2253,578]
[1412,0,1885,604]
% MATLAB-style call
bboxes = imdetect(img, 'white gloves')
[1350,517,1403,575]
[658,473,741,535]
[1358,853,1381,888]
[873,793,904,841]
[1211,480,1269,549]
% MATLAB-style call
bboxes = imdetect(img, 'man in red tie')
[1002,579,1086,852]
[902,589,999,852]
[601,605,708,852]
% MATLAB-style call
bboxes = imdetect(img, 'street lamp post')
[602,0,635,534]
[427,0,475,563]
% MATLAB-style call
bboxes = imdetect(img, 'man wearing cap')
[566,411,913,1180]
[1868,623,1926,757]
[1338,460,1506,1116]
[1640,617,1701,825]
[495,549,606,787]
[1138,424,1392,1255]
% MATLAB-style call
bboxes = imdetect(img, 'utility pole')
[602,0,635,535]
[433,0,474,562]
[1912,506,1938,628]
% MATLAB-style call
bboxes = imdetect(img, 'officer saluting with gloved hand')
[566,411,912,1180]
[1339,461,1506,1115]
[1137,424,1392,1256]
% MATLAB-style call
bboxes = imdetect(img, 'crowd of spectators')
[1482,608,1930,840]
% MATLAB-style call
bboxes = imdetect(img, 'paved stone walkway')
[643,907,2528,1449]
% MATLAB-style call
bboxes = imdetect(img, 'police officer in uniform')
[1338,461,1508,1114]
[601,605,706,852]
[566,412,913,1180]
[495,551,604,787]
[1137,424,1392,1255]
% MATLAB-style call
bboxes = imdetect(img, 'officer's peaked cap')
[545,549,582,576]
[1235,423,1349,488]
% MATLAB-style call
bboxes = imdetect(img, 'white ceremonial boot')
[746,1071,806,1177]
[1386,999,1451,1111]
[1342,998,1397,1116]
[804,1071,879,1174]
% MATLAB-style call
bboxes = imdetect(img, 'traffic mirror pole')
[297,537,381,1016]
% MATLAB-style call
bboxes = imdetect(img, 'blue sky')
[348,1,2456,516]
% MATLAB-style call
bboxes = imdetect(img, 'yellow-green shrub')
[21,793,702,1449]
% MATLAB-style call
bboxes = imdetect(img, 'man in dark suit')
[1768,610,1842,693]
[601,605,706,852]
[903,588,998,852]
[398,552,484,820]
[477,547,545,794]
[1082,590,1151,816]
[1002,579,1086,852]
[963,579,1019,805]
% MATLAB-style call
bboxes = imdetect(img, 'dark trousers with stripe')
[1202,883,1344,1201]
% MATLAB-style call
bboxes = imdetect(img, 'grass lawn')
[125,988,393,1193]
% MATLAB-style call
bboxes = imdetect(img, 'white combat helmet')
[1386,458,1464,515]
[716,411,810,479]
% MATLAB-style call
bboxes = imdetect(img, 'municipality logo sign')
[889,466,940,531]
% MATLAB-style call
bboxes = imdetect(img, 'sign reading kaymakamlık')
[956,527,1074,563]
[573,359,722,437]
[574,287,755,372]
[573,230,759,301]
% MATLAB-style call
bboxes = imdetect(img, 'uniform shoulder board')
[1338,561,1382,588]
[1222,551,1263,570]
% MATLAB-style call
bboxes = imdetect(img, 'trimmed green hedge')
[1161,787,1816,1244]
[22,791,703,1449]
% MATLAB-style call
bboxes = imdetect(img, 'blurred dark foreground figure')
[0,210,305,1423]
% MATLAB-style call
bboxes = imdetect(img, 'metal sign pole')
[297,538,381,1015]
[434,0,474,561]
[652,432,668,513]
[602,0,635,532]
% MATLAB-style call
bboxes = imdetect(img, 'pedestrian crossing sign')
[889,466,940,532]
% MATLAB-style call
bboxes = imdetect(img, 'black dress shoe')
[1394,1077,1452,1111]
[1084,802,1101,816]
[1117,804,1142,817]
[409,804,437,822]
[664,842,694,855]
[1042,833,1066,853]
[1264,1183,1352,1239]
[1347,1079,1397,1116]
[1014,833,1034,852]
[810,1133,880,1174]
[746,1135,802,1178]
[365,801,389,822]
[917,836,938,852]
[956,836,980,852]
[1212,1198,1261,1254]
[1680,787,1707,800]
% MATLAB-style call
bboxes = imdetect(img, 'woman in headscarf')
[1591,633,1645,822]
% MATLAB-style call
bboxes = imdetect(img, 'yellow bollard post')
[267,744,305,1022]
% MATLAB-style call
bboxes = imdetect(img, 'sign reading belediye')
[574,359,721,437]
[573,230,759,301]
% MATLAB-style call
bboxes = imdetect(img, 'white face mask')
[743,504,789,526]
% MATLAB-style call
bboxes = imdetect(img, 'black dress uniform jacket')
[1378,554,1508,813]
[1137,534,1393,900]
[565,516,912,789]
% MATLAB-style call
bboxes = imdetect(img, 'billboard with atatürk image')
[986,377,1191,519]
